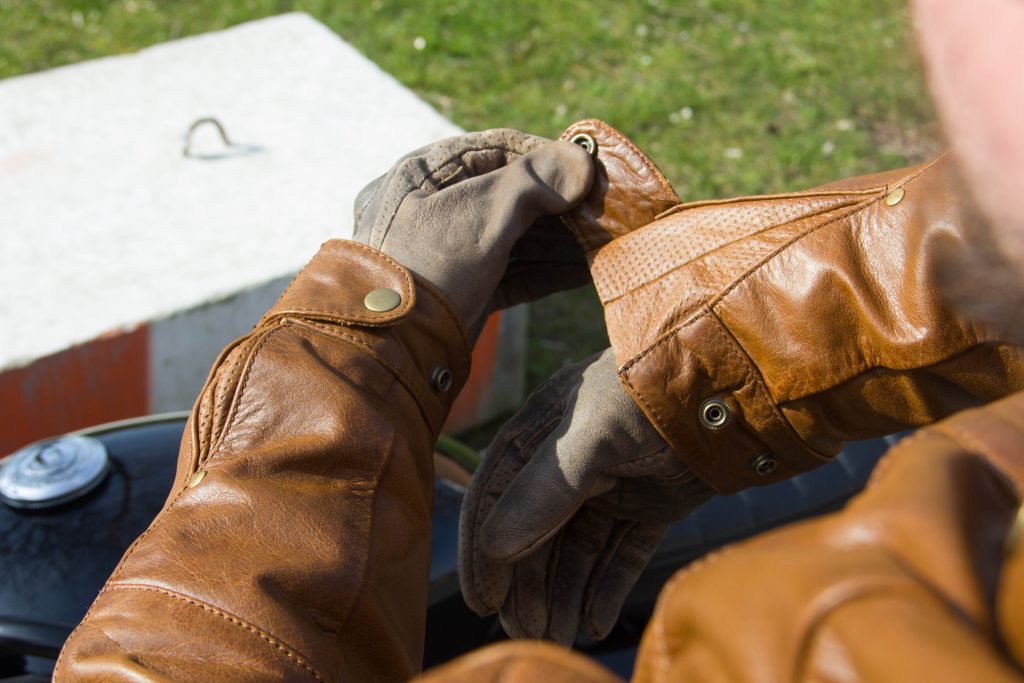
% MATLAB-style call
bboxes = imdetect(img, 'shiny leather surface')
[55,240,470,682]
[0,416,475,679]
[412,122,1024,681]
[560,120,678,254]
[631,391,1024,683]
[417,392,1024,682]
[53,119,1024,681]
[416,640,623,683]
[560,120,1024,493]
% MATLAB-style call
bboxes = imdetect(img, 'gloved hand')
[459,348,713,644]
[353,129,595,333]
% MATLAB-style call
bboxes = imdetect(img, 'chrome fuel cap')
[0,436,110,509]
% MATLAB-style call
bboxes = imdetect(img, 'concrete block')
[0,13,526,454]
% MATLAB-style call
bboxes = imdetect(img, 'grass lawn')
[2,0,940,401]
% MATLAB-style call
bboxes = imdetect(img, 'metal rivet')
[364,288,402,312]
[699,397,732,430]
[430,366,453,393]
[751,454,777,476]
[885,187,905,206]
[569,132,597,156]
[188,470,207,488]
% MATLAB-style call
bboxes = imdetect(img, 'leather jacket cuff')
[262,239,471,434]
[560,121,818,493]
[560,121,1010,494]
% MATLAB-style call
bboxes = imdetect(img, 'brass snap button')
[430,366,453,393]
[751,453,777,476]
[569,132,597,156]
[885,187,905,206]
[188,470,207,488]
[699,397,732,430]
[364,288,402,312]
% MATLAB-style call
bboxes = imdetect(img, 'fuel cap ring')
[0,435,111,509]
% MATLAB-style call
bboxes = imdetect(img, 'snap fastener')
[699,397,732,430]
[364,288,402,312]
[885,187,905,206]
[751,454,777,476]
[569,132,597,156]
[430,366,453,393]
[189,470,207,488]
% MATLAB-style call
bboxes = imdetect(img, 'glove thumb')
[422,139,595,252]
[478,350,628,561]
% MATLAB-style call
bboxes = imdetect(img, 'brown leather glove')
[460,349,711,643]
[353,129,594,333]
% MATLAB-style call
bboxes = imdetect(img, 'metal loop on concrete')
[183,117,233,157]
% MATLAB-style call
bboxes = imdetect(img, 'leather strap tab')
[559,120,679,254]
[263,239,416,327]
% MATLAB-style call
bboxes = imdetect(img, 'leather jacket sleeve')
[414,391,1024,683]
[560,119,1024,493]
[413,124,1024,681]
[629,390,1024,683]
[54,240,471,682]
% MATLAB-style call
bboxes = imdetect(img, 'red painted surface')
[444,311,501,434]
[0,312,507,454]
[0,326,150,455]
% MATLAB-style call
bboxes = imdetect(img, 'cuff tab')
[559,119,679,254]
[263,240,415,327]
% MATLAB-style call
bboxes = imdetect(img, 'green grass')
[1,0,939,396]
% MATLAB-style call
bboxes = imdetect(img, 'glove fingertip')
[583,605,618,642]
[457,549,511,616]
[478,513,534,562]
[530,140,596,208]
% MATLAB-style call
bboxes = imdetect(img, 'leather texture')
[560,119,1024,493]
[414,640,624,683]
[460,348,710,644]
[560,119,679,253]
[630,390,1024,683]
[55,240,471,682]
[53,119,1024,682]
[418,391,1024,683]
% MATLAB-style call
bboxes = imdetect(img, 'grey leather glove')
[353,129,594,332]
[459,348,713,644]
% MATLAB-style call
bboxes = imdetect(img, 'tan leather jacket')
[560,120,1024,493]
[418,392,1024,683]
[416,124,1024,681]
[56,241,473,682]
[56,123,1024,681]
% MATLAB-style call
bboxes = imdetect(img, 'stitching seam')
[708,311,831,463]
[599,196,865,306]
[203,329,275,466]
[294,320,442,432]
[656,186,882,218]
[619,155,947,375]
[101,584,324,682]
[563,119,677,200]
[265,241,416,324]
